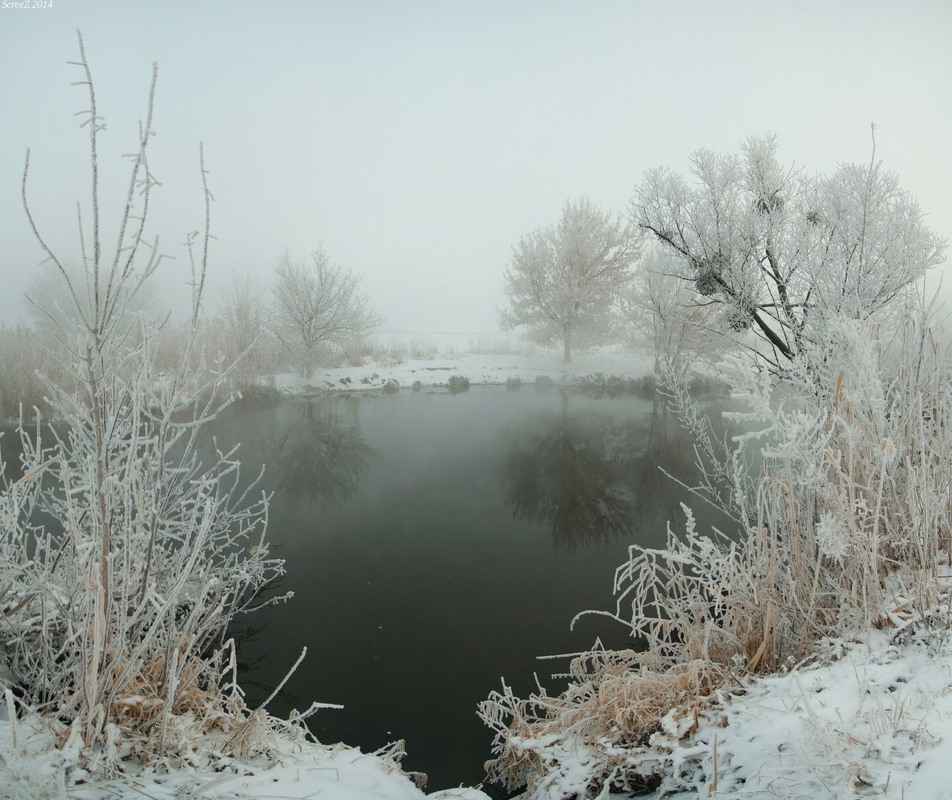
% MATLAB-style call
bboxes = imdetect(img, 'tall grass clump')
[479,310,952,796]
[0,33,291,779]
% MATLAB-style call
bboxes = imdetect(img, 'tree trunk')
[563,335,571,363]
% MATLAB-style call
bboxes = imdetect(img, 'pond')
[202,384,739,790]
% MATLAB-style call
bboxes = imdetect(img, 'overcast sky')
[2,1,950,333]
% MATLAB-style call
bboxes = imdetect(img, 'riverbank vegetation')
[478,136,950,797]
[0,34,304,790]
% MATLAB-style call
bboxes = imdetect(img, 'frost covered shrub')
[746,313,952,633]
[480,309,952,796]
[0,35,289,771]
[408,336,439,359]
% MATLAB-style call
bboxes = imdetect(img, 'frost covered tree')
[500,197,640,363]
[271,246,381,374]
[632,133,945,371]
[221,272,266,356]
[0,33,288,765]
[213,271,273,385]
[624,247,724,380]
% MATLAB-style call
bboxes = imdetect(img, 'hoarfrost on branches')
[623,246,726,380]
[499,197,640,363]
[0,32,290,771]
[632,133,946,372]
[815,510,847,562]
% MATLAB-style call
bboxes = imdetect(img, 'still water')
[206,384,737,789]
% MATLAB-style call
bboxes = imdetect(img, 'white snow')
[0,711,492,799]
[635,625,952,800]
[15,623,952,800]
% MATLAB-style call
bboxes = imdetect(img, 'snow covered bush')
[479,307,952,797]
[0,33,289,772]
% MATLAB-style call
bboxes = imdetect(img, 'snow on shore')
[640,626,952,800]
[0,709,491,799]
[6,628,951,798]
[272,337,656,395]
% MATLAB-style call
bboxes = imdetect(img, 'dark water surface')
[205,386,736,789]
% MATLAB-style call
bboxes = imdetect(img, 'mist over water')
[208,385,737,788]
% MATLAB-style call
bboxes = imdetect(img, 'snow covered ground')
[6,628,951,798]
[639,625,952,800]
[0,712,492,799]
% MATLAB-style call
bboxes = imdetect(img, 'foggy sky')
[2,1,950,333]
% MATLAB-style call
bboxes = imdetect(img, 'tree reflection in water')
[504,390,636,550]
[503,391,711,550]
[267,397,377,505]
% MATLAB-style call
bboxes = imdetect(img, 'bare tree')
[221,273,265,351]
[500,197,640,363]
[271,246,381,374]
[632,133,946,371]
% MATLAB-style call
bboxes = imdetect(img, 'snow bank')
[642,627,952,799]
[0,712,492,799]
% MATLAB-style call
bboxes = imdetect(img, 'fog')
[2,0,950,333]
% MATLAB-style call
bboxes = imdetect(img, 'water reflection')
[265,398,377,504]
[503,392,714,550]
[503,391,639,550]
[0,426,23,480]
